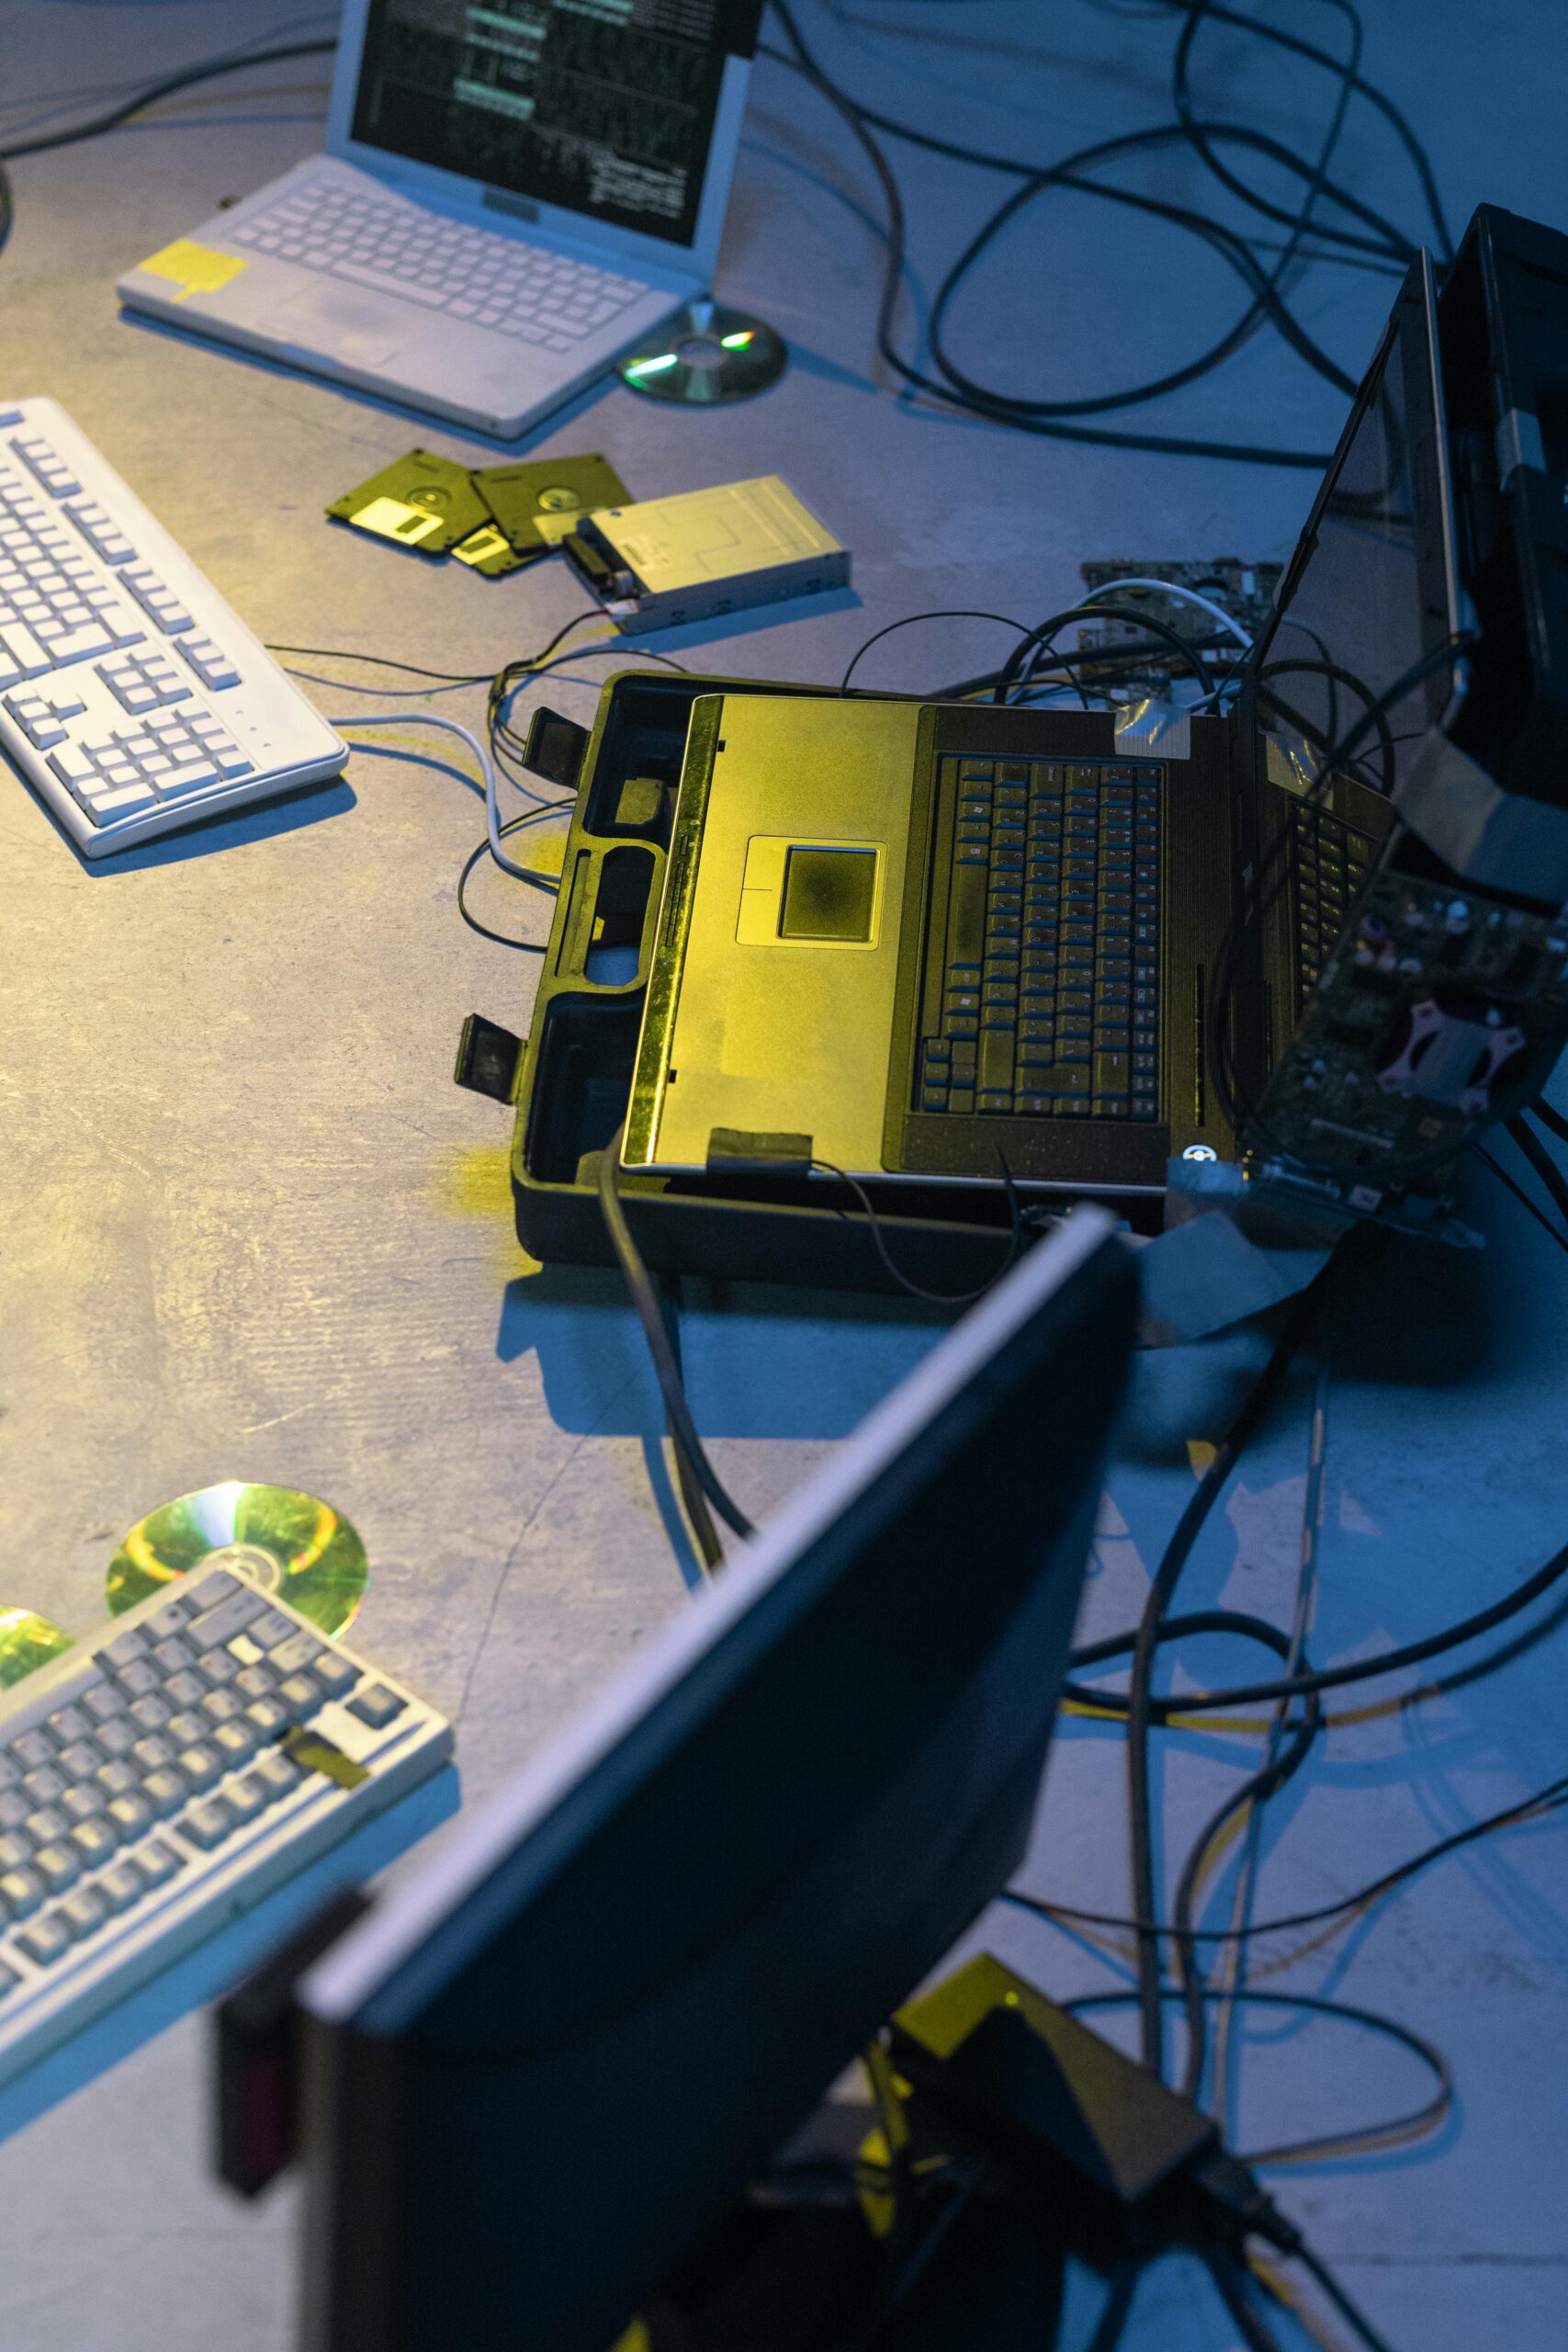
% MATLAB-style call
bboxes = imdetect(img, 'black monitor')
[1249,250,1462,808]
[294,1209,1134,2352]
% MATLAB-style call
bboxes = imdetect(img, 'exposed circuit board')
[1247,868,1568,1220]
[1077,560,1282,690]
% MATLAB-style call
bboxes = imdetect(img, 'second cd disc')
[618,301,786,404]
[107,1482,368,1638]
[0,1609,73,1690]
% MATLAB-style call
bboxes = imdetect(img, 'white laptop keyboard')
[0,398,345,856]
[228,175,651,350]
[0,1557,451,2092]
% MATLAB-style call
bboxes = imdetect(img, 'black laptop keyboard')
[1291,803,1374,1006]
[919,759,1161,1121]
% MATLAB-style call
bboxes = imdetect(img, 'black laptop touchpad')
[780,846,877,942]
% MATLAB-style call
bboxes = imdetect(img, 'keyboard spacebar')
[331,262,449,310]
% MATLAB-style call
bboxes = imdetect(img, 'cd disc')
[618,301,786,405]
[0,1609,73,1691]
[107,1482,368,1639]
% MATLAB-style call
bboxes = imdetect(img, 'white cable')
[1089,577,1255,650]
[330,709,552,885]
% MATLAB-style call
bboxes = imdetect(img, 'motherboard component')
[1077,560,1282,691]
[1247,866,1568,1222]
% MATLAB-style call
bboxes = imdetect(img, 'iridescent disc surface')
[617,300,786,404]
[0,1609,73,1690]
[106,1482,367,1638]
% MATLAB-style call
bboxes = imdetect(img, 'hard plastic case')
[496,670,1144,1296]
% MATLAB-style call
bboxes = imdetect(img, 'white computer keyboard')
[0,1557,451,2091]
[227,172,649,350]
[0,398,345,855]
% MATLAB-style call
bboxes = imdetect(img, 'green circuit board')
[1247,868,1568,1216]
[1077,560,1282,688]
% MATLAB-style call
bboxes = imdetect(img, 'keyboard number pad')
[920,760,1161,1121]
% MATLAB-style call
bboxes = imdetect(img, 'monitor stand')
[631,2078,1066,2352]
[620,1942,1221,2352]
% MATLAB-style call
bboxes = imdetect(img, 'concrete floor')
[0,2,1564,2346]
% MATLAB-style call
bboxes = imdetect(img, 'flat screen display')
[1254,267,1459,800]
[350,0,761,247]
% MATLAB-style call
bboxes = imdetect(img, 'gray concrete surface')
[0,4,1565,2346]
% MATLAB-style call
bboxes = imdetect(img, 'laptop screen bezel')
[323,0,753,281]
[1242,250,1464,771]
[1229,252,1465,1098]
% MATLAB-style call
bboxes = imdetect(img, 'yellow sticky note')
[136,238,249,303]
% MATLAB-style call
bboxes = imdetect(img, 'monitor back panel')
[298,1214,1135,2352]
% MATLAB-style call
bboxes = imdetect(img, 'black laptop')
[623,222,1568,1225]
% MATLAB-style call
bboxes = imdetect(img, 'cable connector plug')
[1190,2149,1303,2256]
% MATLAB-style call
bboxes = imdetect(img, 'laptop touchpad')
[265,285,403,368]
[737,837,884,946]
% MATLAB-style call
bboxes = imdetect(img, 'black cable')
[1292,2238,1396,2352]
[456,819,558,950]
[1529,1097,1568,1148]
[1003,1774,1568,1950]
[766,0,1446,458]
[658,1274,725,1576]
[0,163,11,259]
[921,13,1369,419]
[1170,1659,1323,2101]
[920,136,1356,424]
[839,609,1030,693]
[596,1126,755,1544]
[1473,1146,1568,1257]
[1203,2245,1285,2352]
[1064,1985,1452,2169]
[268,644,495,685]
[1064,1528,1568,1717]
[1174,0,1367,288]
[808,1156,1023,1306]
[761,15,1337,469]
[1202,1349,1330,2121]
[803,0,1442,267]
[1161,0,1453,258]
[1247,655,1400,794]
[1126,1279,1325,2075]
[1208,635,1474,1168]
[1086,2262,1140,2352]
[788,7,1423,282]
[0,40,336,163]
[1171,0,1439,265]
[1506,1114,1568,1235]
[993,602,1217,704]
[931,629,1237,704]
[489,631,689,778]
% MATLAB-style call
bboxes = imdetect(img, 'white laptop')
[115,0,762,441]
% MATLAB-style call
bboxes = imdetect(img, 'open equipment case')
[457,669,1156,1297]
[455,209,1568,1295]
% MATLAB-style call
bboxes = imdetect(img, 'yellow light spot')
[433,1145,515,1221]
